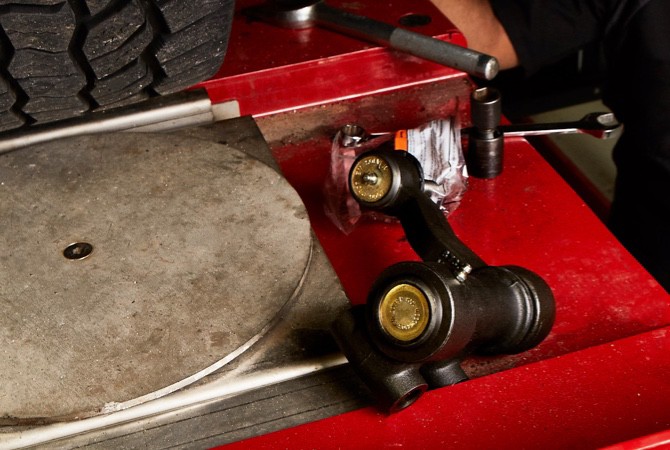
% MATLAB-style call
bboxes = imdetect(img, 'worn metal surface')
[0,128,312,423]
[13,239,353,449]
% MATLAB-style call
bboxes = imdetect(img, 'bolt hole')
[472,86,501,104]
[64,242,93,260]
[391,385,426,413]
[340,124,367,147]
[398,13,432,27]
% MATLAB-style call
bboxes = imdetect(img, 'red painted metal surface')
[222,326,670,450]
[258,102,670,376]
[198,0,466,117]
[197,0,670,448]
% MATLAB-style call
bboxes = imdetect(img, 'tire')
[0,0,234,132]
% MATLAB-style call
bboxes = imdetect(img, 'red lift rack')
[195,1,670,448]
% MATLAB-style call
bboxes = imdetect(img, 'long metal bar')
[245,1,498,80]
[0,90,240,154]
[314,2,499,80]
[0,354,348,449]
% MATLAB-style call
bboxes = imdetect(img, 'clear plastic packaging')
[324,118,468,234]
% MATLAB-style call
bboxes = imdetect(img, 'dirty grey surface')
[0,128,313,422]
[54,366,370,450]
[31,239,356,450]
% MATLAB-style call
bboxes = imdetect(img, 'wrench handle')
[389,28,498,80]
[499,113,622,139]
[315,3,499,80]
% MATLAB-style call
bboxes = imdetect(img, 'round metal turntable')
[0,132,312,423]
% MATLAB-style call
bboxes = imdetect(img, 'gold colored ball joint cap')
[378,283,430,342]
[350,154,392,203]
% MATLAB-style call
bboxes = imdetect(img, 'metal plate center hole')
[63,242,93,260]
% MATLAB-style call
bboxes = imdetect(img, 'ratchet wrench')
[246,0,500,80]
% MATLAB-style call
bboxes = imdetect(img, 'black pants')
[606,0,670,292]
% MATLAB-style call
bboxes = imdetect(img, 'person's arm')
[430,0,519,69]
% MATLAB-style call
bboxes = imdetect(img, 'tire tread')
[0,0,233,132]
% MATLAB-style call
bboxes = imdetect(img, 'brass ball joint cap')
[366,262,555,364]
[378,283,431,342]
[349,154,394,204]
[348,149,425,213]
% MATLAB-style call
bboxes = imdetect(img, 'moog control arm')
[330,146,555,413]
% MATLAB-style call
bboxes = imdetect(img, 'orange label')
[394,130,408,151]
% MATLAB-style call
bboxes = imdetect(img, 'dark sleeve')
[488,0,619,74]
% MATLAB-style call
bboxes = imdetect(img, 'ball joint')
[331,147,555,413]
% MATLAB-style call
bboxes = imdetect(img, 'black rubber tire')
[0,0,234,132]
